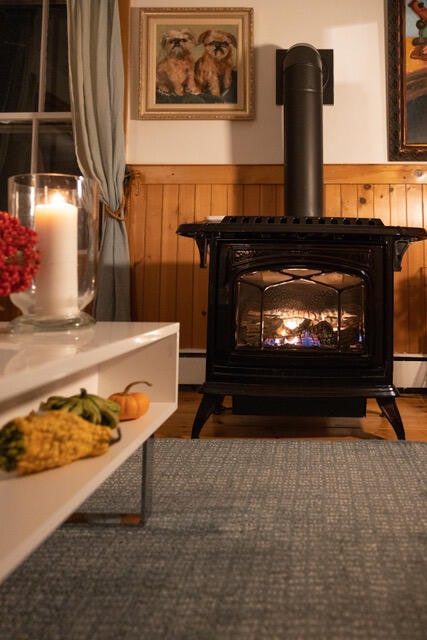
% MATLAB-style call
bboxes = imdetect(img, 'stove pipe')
[283,44,324,217]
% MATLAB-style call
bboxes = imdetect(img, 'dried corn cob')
[0,410,121,475]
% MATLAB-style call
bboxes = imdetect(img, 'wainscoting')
[126,164,427,359]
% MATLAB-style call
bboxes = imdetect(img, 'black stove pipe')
[283,44,324,217]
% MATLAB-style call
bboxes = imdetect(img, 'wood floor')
[156,389,427,441]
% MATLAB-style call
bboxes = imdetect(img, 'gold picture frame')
[387,0,427,160]
[138,7,254,120]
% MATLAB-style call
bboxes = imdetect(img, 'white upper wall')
[127,0,387,164]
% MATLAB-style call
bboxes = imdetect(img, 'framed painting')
[387,0,427,160]
[138,7,254,120]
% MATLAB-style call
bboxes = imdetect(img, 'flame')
[50,192,66,206]
[283,317,299,331]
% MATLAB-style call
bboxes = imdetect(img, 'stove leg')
[376,397,406,440]
[191,393,225,439]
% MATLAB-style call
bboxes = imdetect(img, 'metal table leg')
[66,435,155,526]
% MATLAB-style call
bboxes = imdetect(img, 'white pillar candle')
[34,194,79,318]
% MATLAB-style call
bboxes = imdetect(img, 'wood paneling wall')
[126,164,427,353]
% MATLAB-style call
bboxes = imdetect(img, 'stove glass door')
[236,268,365,352]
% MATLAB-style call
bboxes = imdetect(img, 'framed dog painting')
[138,7,254,119]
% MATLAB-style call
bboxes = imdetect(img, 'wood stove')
[177,45,427,438]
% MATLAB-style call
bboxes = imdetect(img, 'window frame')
[0,0,73,176]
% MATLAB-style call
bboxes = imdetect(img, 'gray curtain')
[66,0,130,321]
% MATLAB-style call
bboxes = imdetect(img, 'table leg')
[141,435,154,521]
[65,436,154,526]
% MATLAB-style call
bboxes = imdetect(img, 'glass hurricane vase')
[8,173,99,333]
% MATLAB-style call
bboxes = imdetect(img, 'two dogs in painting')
[156,28,237,100]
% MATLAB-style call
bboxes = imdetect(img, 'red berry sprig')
[0,211,40,297]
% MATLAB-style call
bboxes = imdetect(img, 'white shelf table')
[0,321,179,583]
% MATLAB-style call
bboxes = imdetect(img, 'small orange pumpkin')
[108,381,152,421]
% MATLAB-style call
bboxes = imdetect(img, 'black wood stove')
[177,45,427,439]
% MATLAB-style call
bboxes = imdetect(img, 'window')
[0,0,79,211]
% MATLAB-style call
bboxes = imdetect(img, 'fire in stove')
[236,268,365,351]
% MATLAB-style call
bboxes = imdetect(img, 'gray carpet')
[0,439,426,640]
